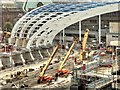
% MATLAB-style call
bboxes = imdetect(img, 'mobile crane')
[55,40,77,78]
[37,45,60,84]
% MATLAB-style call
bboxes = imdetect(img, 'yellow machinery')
[4,32,11,38]
[37,45,60,84]
[106,46,113,53]
[56,40,77,77]
[79,29,89,61]
[11,69,28,79]
[17,69,28,79]
[1,31,11,42]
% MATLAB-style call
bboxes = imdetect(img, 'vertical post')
[63,29,65,45]
[60,32,62,45]
[99,15,101,44]
[115,47,118,89]
[0,3,2,30]
[79,21,82,41]
[75,69,77,80]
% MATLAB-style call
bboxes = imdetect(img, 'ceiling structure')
[11,1,120,49]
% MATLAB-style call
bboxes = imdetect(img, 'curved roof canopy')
[11,1,120,49]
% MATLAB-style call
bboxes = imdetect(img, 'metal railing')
[86,75,115,89]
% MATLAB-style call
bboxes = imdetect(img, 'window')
[39,16,45,18]
[29,24,33,26]
[33,31,37,33]
[41,21,47,23]
[47,30,53,34]
[32,21,37,23]
[51,15,57,17]
[112,35,118,38]
[56,13,63,15]
[27,27,31,29]
[38,24,43,26]
[44,13,49,15]
[35,27,40,29]
[46,18,52,20]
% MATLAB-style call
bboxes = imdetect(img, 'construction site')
[0,0,120,90]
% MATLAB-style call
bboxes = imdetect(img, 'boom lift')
[79,29,89,62]
[56,40,77,77]
[37,45,60,84]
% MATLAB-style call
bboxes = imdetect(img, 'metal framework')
[11,2,120,49]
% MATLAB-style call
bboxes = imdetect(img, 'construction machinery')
[0,31,13,52]
[106,46,113,54]
[11,69,28,80]
[1,31,11,42]
[4,32,11,38]
[37,45,60,84]
[79,29,89,62]
[17,69,28,79]
[56,40,77,78]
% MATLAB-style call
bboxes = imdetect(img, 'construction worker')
[112,52,115,60]
[65,42,69,50]
[74,57,77,64]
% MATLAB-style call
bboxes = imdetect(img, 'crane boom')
[82,29,89,51]
[40,45,59,76]
[80,29,89,61]
[58,40,76,71]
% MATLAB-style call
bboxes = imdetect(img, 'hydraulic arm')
[37,45,59,83]
[56,40,77,77]
[79,29,89,61]
[58,40,76,71]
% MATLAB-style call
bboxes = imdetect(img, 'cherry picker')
[37,45,60,84]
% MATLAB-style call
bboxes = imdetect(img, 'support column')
[9,52,15,67]
[60,32,62,45]
[0,59,3,70]
[29,51,35,61]
[20,54,25,65]
[38,50,43,59]
[79,21,82,41]
[0,1,3,31]
[99,15,101,44]
[63,29,65,45]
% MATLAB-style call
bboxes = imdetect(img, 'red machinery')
[56,40,77,77]
[37,45,60,84]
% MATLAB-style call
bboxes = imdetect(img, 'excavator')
[37,45,60,84]
[55,39,77,78]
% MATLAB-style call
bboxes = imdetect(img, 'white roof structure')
[11,2,120,49]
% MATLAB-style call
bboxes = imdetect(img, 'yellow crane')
[56,40,77,77]
[79,29,89,61]
[37,45,60,84]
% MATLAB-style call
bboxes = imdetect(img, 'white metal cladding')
[11,2,120,49]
